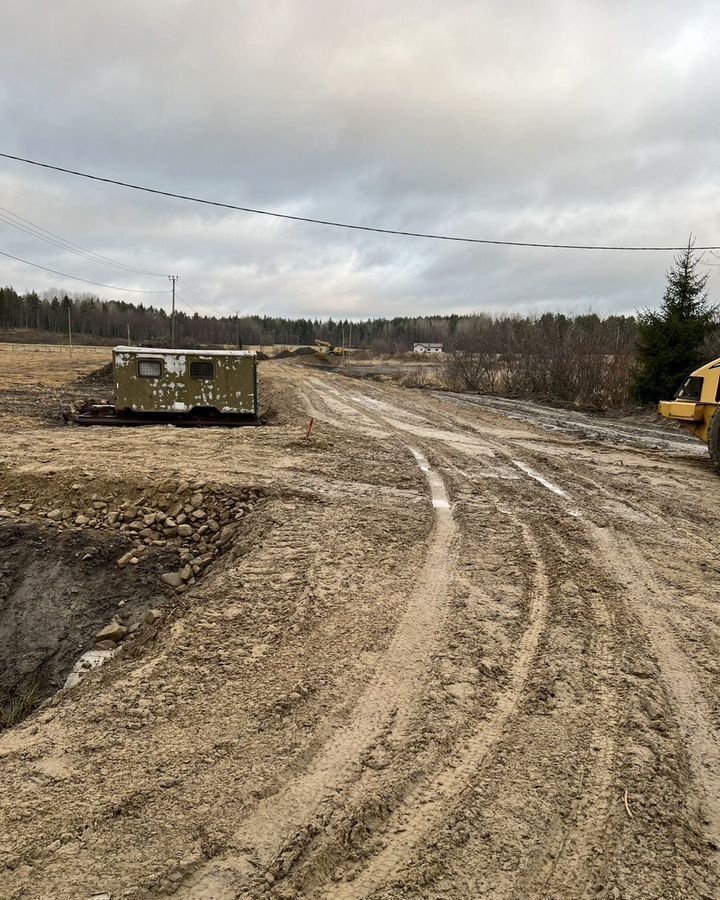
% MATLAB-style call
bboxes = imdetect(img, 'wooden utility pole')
[67,304,72,356]
[168,275,178,347]
[235,310,240,348]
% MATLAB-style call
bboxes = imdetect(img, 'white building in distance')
[413,342,444,354]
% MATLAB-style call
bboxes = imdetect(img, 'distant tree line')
[3,244,718,410]
[0,285,463,350]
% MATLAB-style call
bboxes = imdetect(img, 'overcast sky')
[1,0,719,320]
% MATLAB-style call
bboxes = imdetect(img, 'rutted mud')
[1,358,719,900]
[178,437,458,898]
[432,389,705,455]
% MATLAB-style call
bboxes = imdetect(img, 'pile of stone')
[0,503,33,518]
[94,608,163,652]
[34,480,263,592]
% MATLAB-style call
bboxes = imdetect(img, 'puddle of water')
[409,448,452,510]
[511,460,568,498]
[511,459,584,519]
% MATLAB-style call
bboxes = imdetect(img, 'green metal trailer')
[68,347,259,426]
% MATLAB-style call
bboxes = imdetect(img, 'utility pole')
[168,275,178,347]
[67,304,72,356]
[235,311,240,348]
[127,323,131,345]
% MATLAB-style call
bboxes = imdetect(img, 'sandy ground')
[0,343,112,429]
[0,355,719,900]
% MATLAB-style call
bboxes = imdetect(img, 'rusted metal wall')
[113,347,257,415]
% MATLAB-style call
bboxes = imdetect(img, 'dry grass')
[0,679,40,730]
[0,343,111,390]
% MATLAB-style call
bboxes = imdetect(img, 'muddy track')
[2,361,719,900]
[261,369,720,899]
[178,397,460,898]
[322,514,549,900]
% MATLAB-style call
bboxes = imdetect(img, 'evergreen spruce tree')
[631,239,718,404]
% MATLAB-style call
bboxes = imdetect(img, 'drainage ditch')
[0,471,265,728]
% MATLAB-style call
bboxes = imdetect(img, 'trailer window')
[190,361,214,379]
[675,376,703,402]
[137,359,162,378]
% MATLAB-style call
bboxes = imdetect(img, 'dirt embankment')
[0,468,264,727]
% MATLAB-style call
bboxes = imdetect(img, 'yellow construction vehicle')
[658,357,720,467]
[314,339,343,356]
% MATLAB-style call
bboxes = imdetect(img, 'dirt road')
[1,360,719,899]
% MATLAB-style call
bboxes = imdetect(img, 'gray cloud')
[1,0,719,318]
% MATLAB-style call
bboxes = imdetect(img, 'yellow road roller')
[658,358,720,467]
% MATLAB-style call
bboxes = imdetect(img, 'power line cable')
[0,209,167,279]
[0,203,166,277]
[178,279,205,303]
[0,151,712,252]
[176,284,221,319]
[0,248,171,294]
[181,279,228,319]
[175,292,199,315]
[0,210,100,261]
[175,283,201,313]
[177,279,226,319]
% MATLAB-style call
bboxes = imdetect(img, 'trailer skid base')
[65,406,260,427]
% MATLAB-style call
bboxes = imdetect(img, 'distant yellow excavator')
[314,339,344,356]
[658,357,720,468]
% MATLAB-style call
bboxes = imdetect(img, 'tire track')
[591,524,720,857]
[526,543,620,898]
[322,510,549,900]
[178,393,458,898]
[430,449,623,900]
[229,372,718,897]
[316,373,720,896]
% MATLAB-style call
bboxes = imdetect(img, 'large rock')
[191,551,215,568]
[96,622,128,643]
[161,572,183,588]
[214,525,235,547]
[95,639,118,651]
[177,524,193,537]
[116,550,136,568]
